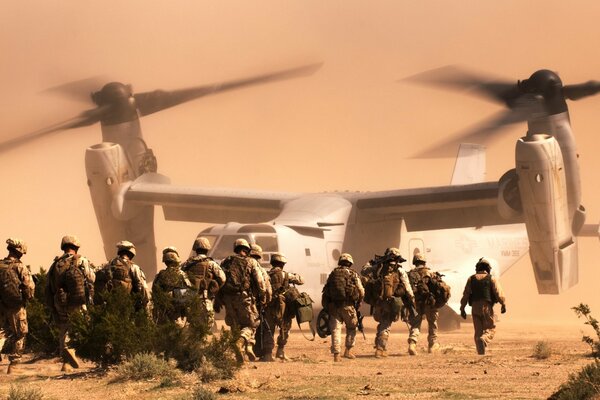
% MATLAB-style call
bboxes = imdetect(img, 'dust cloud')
[1,1,599,324]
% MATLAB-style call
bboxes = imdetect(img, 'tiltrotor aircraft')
[5,65,599,326]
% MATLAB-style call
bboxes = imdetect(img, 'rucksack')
[53,254,87,307]
[221,255,252,294]
[326,267,351,304]
[268,268,289,295]
[408,268,450,309]
[184,256,216,294]
[429,272,451,308]
[0,259,23,308]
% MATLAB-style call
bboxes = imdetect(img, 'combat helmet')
[338,253,354,266]
[61,235,81,251]
[412,254,427,266]
[385,247,407,263]
[475,257,492,273]
[233,238,251,253]
[270,252,287,265]
[162,246,180,264]
[249,244,263,260]
[193,237,211,252]
[116,240,136,258]
[6,238,27,256]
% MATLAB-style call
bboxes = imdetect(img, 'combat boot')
[476,338,486,355]
[375,348,384,359]
[408,342,417,356]
[60,363,72,373]
[428,342,440,354]
[276,346,290,361]
[63,348,80,369]
[333,353,341,362]
[343,347,355,359]
[245,343,257,362]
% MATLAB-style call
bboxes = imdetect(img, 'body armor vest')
[470,274,492,303]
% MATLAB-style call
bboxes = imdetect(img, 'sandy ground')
[0,318,594,400]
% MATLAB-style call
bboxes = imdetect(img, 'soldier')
[0,239,34,372]
[262,252,304,362]
[407,254,440,355]
[180,237,225,330]
[46,235,95,370]
[361,248,415,358]
[459,257,507,355]
[219,238,266,362]
[152,247,192,325]
[95,241,151,312]
[322,253,364,362]
[248,244,273,360]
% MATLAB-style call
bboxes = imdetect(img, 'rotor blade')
[402,65,519,107]
[41,76,107,104]
[563,81,600,101]
[134,62,323,117]
[0,106,109,153]
[410,102,542,159]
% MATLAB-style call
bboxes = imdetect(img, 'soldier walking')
[152,247,192,325]
[407,254,442,355]
[460,257,506,355]
[181,237,225,330]
[361,248,415,358]
[322,253,364,362]
[262,252,304,362]
[0,239,34,372]
[95,241,151,312]
[46,235,95,371]
[249,244,273,359]
[219,239,266,362]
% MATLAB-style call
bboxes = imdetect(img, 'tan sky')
[1,1,600,322]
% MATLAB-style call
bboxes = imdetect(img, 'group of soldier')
[0,235,507,373]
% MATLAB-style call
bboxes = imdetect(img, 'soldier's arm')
[353,271,365,302]
[17,263,35,300]
[181,270,193,288]
[491,276,506,305]
[460,276,472,309]
[132,264,152,302]
[79,257,96,284]
[211,262,226,287]
[399,269,415,300]
[287,271,304,285]
[250,260,266,296]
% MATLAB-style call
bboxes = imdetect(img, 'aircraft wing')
[347,182,521,231]
[125,173,299,223]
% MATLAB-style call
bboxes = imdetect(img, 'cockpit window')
[210,235,250,261]
[255,236,278,252]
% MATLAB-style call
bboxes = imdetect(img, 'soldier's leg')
[197,298,215,331]
[328,306,343,357]
[341,305,358,359]
[472,313,485,354]
[222,296,237,328]
[426,307,439,349]
[480,304,496,345]
[375,317,392,357]
[408,313,423,355]
[6,308,27,362]
[258,311,276,360]
[276,318,293,361]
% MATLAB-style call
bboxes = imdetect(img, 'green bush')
[114,352,179,382]
[572,303,600,357]
[25,269,58,355]
[549,360,600,399]
[7,385,44,400]
[190,387,216,400]
[532,341,552,359]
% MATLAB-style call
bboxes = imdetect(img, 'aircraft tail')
[451,143,486,185]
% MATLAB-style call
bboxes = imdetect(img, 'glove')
[460,308,467,320]
[501,304,507,314]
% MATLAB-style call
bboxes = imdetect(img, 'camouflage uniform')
[361,248,415,357]
[0,239,34,364]
[46,236,95,367]
[248,244,273,359]
[408,256,440,354]
[460,258,506,355]
[262,253,304,361]
[219,239,266,362]
[181,237,226,330]
[152,247,192,325]
[322,253,364,361]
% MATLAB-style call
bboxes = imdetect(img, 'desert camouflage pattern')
[408,265,439,348]
[181,254,225,329]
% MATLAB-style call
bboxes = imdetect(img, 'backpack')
[0,259,23,308]
[326,267,357,304]
[429,272,451,308]
[53,254,87,307]
[221,255,252,294]
[268,268,289,295]
[184,256,216,294]
[408,268,450,309]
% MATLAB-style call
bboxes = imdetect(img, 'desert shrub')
[7,385,44,400]
[25,269,59,355]
[190,387,216,400]
[68,287,156,365]
[532,341,552,359]
[114,352,179,382]
[549,360,600,400]
[572,303,600,357]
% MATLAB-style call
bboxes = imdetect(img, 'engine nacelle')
[497,168,523,220]
[85,142,158,279]
[516,134,577,294]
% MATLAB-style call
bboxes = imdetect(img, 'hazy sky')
[1,1,600,321]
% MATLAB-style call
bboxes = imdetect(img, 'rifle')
[355,302,366,340]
